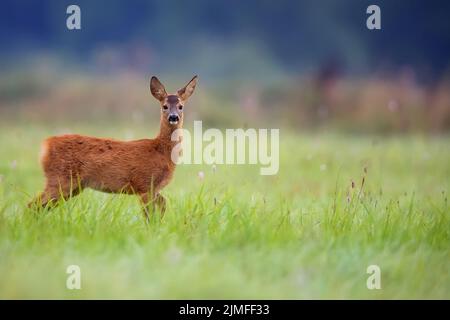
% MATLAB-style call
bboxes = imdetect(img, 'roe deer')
[29,76,198,218]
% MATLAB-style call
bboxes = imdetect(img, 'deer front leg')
[154,193,167,215]
[139,192,166,221]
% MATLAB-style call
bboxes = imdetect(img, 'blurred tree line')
[1,0,449,132]
[1,0,450,81]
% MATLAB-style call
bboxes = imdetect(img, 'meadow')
[0,122,448,299]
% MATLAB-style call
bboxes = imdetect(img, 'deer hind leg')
[139,192,166,221]
[28,176,81,209]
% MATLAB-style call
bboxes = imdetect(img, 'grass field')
[0,123,449,299]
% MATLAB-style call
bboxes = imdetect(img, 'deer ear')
[150,76,167,101]
[178,75,198,101]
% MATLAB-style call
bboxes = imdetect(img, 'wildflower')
[198,171,205,181]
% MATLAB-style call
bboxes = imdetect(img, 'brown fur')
[29,76,198,219]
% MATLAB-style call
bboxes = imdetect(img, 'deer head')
[150,76,198,131]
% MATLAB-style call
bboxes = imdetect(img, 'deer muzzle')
[168,113,179,125]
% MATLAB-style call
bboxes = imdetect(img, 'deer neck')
[156,120,183,150]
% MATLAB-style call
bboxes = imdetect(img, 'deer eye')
[178,105,183,111]
[162,105,168,111]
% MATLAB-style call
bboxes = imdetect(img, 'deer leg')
[28,179,80,209]
[139,193,151,221]
[139,192,166,221]
[154,193,167,216]
[28,190,56,209]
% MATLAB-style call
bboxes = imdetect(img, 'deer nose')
[168,114,179,124]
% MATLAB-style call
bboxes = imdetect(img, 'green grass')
[0,123,449,299]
